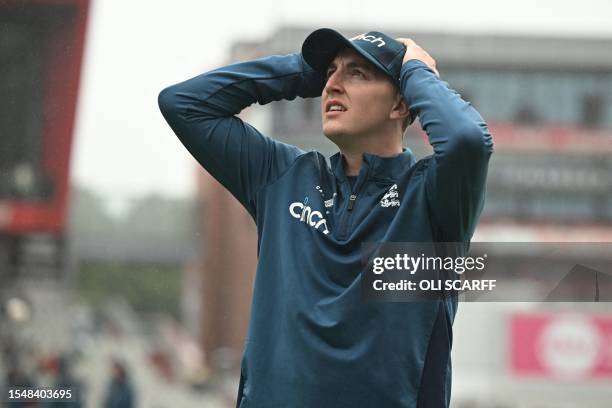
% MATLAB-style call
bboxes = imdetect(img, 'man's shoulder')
[411,154,435,174]
[290,149,328,165]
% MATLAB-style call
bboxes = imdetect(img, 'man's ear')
[390,95,410,122]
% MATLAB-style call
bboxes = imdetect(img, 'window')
[582,94,605,128]
[514,102,541,125]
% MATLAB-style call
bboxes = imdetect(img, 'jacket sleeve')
[400,59,494,241]
[158,52,325,217]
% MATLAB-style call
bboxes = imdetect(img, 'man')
[159,28,493,408]
[103,359,135,408]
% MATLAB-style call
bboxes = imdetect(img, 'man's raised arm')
[397,40,494,242]
[158,53,325,216]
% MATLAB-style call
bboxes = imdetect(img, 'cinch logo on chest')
[289,201,330,235]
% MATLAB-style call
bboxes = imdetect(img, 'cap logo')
[350,33,386,48]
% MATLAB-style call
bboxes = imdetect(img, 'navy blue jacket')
[159,52,493,408]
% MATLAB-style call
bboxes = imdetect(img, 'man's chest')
[258,165,430,243]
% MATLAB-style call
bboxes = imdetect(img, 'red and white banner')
[510,312,612,379]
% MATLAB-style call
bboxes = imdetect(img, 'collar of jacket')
[329,148,416,182]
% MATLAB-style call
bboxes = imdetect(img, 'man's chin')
[323,124,351,139]
[324,124,366,147]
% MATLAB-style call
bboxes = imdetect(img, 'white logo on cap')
[351,33,386,48]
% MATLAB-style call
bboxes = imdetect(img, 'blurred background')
[1,0,611,407]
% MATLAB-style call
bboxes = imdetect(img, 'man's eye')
[352,70,365,77]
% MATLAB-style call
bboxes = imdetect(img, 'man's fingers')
[396,37,439,77]
[395,37,415,44]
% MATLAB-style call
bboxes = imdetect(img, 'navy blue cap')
[302,28,414,126]
[302,28,406,86]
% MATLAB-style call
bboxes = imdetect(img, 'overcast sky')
[71,0,612,203]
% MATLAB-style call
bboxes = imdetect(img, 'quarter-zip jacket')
[159,53,493,408]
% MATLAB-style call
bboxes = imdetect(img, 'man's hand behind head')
[395,38,440,78]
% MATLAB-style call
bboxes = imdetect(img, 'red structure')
[0,0,90,272]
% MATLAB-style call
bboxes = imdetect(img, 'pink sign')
[510,312,612,379]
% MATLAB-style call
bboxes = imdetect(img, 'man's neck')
[341,144,403,176]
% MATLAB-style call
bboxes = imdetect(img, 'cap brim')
[301,28,390,81]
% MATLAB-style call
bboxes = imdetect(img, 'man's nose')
[324,70,344,95]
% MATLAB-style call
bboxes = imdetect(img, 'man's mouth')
[325,100,347,112]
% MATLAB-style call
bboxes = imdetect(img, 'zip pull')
[347,194,357,211]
